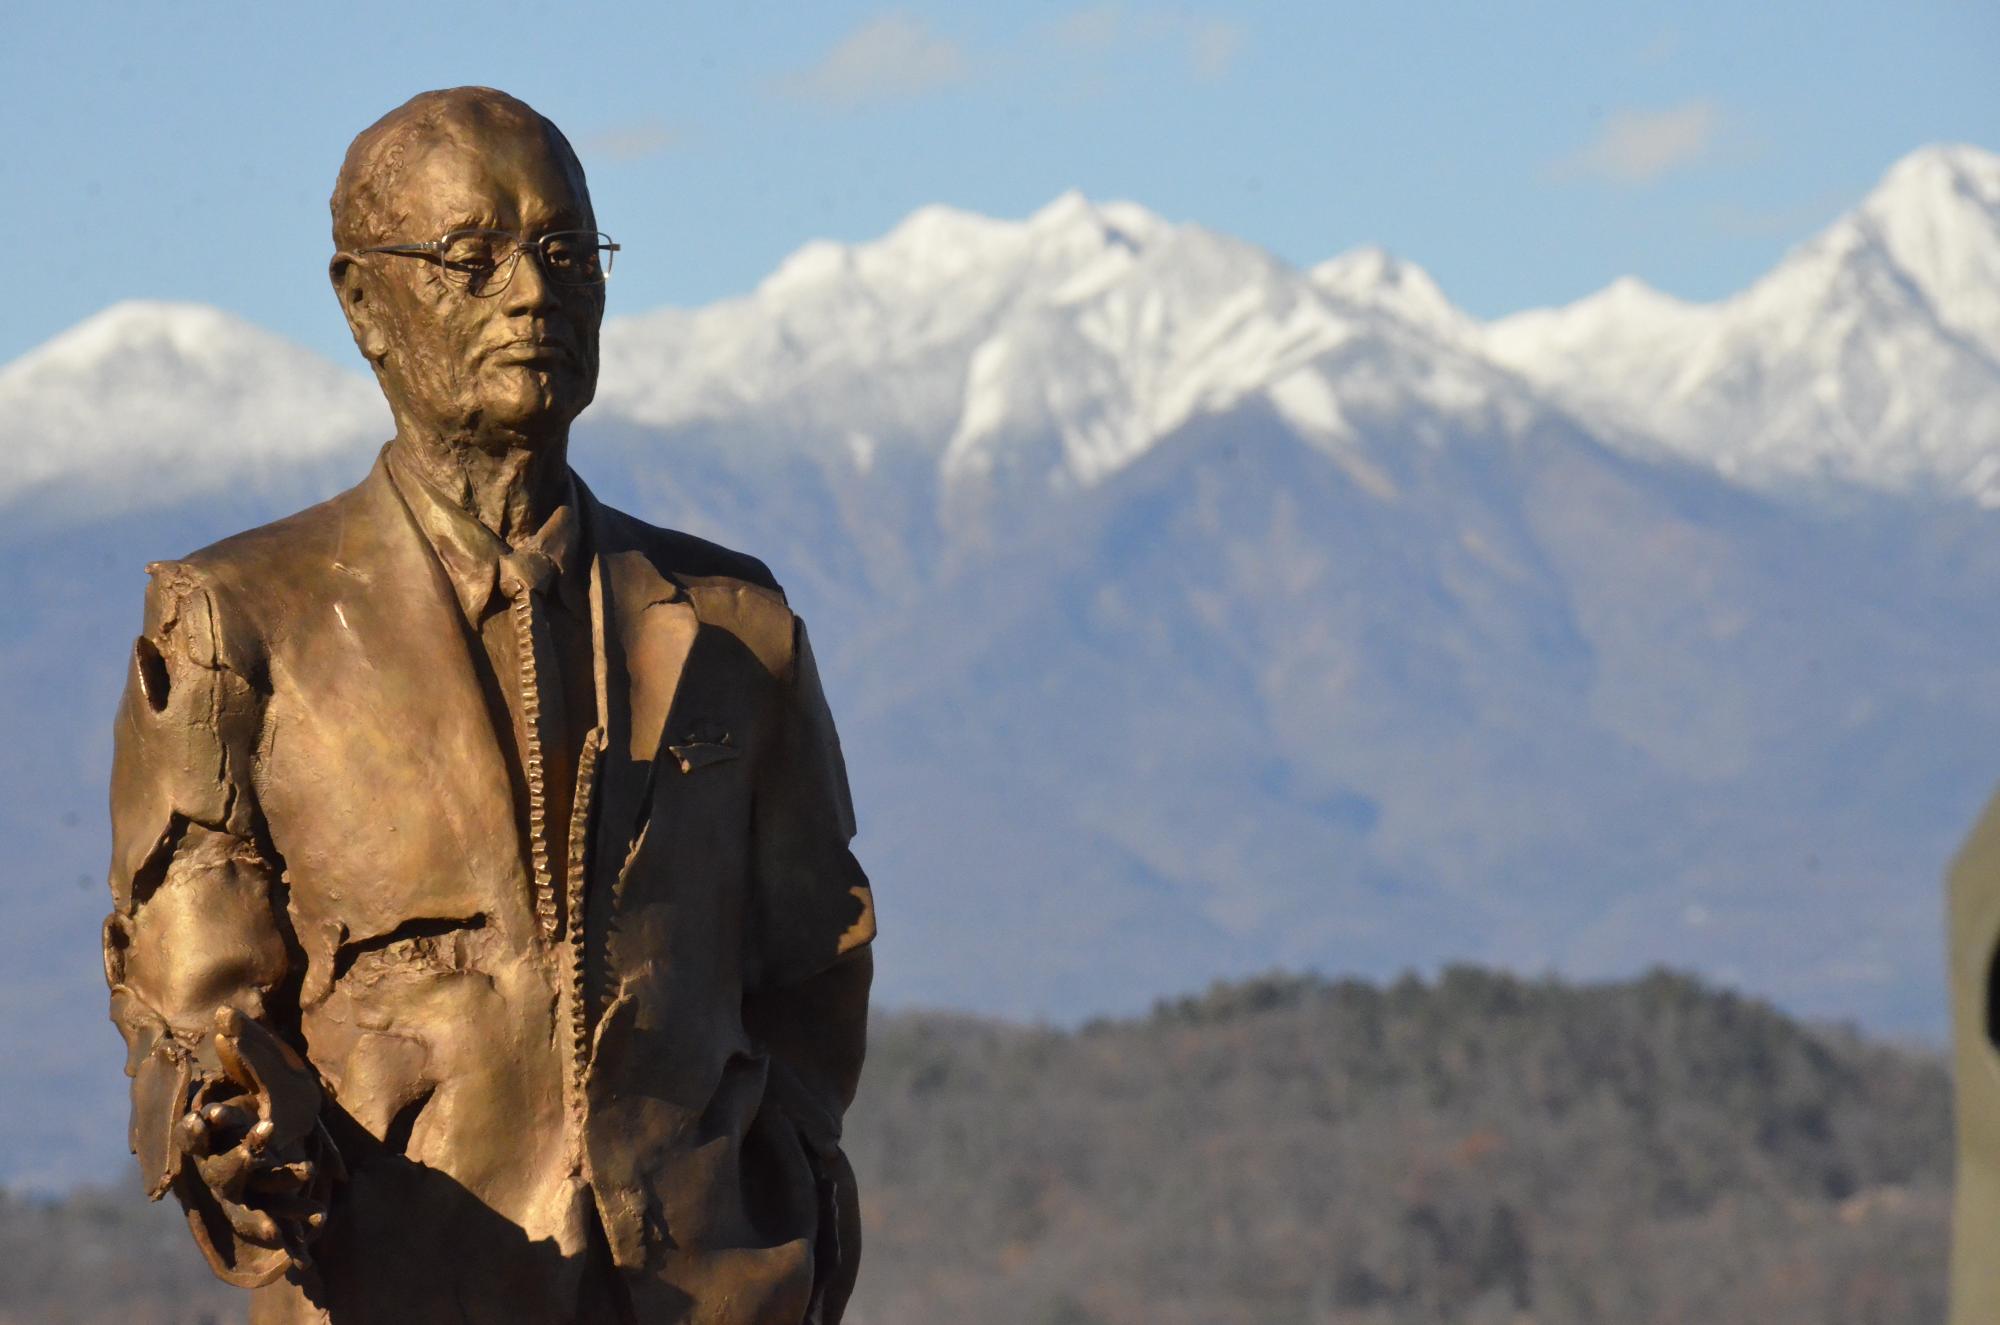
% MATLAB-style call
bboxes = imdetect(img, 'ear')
[328,253,390,365]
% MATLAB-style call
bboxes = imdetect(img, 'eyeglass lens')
[438,229,615,295]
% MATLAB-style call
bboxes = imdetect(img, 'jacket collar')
[382,441,587,623]
[346,452,703,913]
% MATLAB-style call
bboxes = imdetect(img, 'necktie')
[498,534,603,1102]
[497,547,558,603]
[499,547,561,940]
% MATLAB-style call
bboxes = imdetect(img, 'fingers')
[211,1007,267,1099]
[184,1010,334,1260]
[214,1192,285,1249]
[175,1108,210,1159]
[212,1006,310,1085]
[193,1143,255,1199]
[191,1130,316,1200]
[246,1160,314,1195]
[194,1145,326,1250]
[205,1100,257,1136]
[178,1098,255,1159]
[210,1008,320,1151]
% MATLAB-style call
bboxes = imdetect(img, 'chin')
[480,372,592,436]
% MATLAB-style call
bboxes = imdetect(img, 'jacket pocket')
[666,740,740,774]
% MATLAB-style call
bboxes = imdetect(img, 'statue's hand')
[173,1007,337,1258]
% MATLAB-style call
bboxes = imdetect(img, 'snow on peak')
[596,188,1528,498]
[1311,247,1478,343]
[1869,143,2000,210]
[749,194,1169,305]
[15,300,273,377]
[884,203,1022,271]
[1486,276,1705,378]
[757,203,1028,301]
[1853,143,2000,361]
[758,239,854,296]
[1026,190,1167,253]
[1575,274,1692,319]
[1028,188,1096,228]
[0,300,385,511]
[1485,143,2000,500]
[16,142,2000,517]
[603,192,1190,437]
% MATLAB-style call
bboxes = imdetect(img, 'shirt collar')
[385,443,587,622]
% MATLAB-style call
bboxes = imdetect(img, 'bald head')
[330,87,592,251]
[326,86,605,461]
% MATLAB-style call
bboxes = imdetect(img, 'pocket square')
[667,740,739,774]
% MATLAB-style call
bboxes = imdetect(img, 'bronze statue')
[1951,801,2000,1323]
[100,87,876,1323]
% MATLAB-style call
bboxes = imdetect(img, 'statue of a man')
[100,87,876,1324]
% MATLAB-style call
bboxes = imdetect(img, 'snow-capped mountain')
[1487,144,2000,500]
[13,147,2000,519]
[1309,245,1483,346]
[0,301,386,516]
[6,144,2000,1190]
[1862,143,2000,361]
[595,190,1532,499]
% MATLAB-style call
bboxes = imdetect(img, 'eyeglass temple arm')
[357,236,618,256]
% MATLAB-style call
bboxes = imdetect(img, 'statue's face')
[354,123,603,447]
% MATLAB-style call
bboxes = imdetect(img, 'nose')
[501,240,560,314]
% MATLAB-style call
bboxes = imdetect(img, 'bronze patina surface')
[101,87,875,1324]
[1951,800,2000,1323]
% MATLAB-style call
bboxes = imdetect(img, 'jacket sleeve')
[101,562,334,1288]
[744,614,875,1322]
[749,616,875,995]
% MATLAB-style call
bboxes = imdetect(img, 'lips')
[486,338,578,367]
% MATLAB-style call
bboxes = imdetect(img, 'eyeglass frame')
[355,228,621,297]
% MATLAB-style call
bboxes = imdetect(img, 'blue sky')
[4,1,1994,365]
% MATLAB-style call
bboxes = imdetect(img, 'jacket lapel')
[576,481,700,894]
[291,454,531,944]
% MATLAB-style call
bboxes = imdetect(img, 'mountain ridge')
[4,142,1999,1189]
[2,966,1948,1322]
[1487,143,2000,499]
[9,143,2000,515]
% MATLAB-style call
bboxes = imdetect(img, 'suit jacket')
[102,451,876,1324]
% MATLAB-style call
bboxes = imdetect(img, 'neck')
[390,422,570,542]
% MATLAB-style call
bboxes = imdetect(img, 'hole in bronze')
[134,636,170,712]
[331,914,487,985]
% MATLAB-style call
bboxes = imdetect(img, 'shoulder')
[139,470,381,672]
[109,486,368,876]
[589,493,801,677]
[170,480,369,593]
[591,495,782,593]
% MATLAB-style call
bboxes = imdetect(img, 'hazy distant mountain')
[1,968,1948,1325]
[5,144,1998,1190]
[1487,144,2000,498]
[0,301,387,519]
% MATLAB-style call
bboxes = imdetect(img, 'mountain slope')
[844,968,1948,1325]
[0,301,386,519]
[2,144,1999,1192]
[1487,144,2000,500]
[3,969,1947,1325]
[594,191,1548,519]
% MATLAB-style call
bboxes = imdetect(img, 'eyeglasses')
[359,228,620,297]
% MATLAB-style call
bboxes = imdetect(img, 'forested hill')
[0,968,1951,1324]
[842,967,1950,1325]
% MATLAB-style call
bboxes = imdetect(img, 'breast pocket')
[618,720,754,917]
[666,739,741,775]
